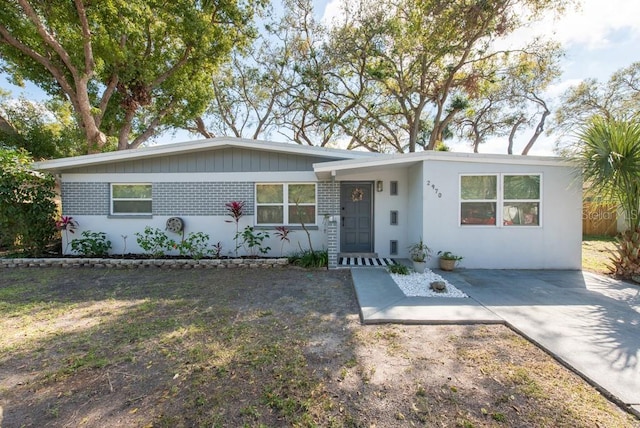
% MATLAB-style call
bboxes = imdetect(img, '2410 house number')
[425,180,442,198]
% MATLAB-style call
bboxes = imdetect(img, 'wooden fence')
[583,203,618,236]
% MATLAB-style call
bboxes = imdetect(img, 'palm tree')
[572,116,640,278]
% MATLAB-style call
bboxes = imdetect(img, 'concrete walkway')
[350,268,640,416]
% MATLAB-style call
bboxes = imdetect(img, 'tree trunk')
[521,109,550,155]
[507,118,526,155]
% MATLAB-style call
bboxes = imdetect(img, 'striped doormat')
[338,257,396,267]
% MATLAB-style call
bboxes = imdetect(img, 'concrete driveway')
[351,268,640,416]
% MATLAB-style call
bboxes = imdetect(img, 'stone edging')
[0,257,289,269]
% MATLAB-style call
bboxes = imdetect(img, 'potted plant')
[437,251,463,271]
[408,238,431,273]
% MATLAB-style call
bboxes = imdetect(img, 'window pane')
[288,184,315,204]
[504,175,540,200]
[113,184,152,199]
[113,200,152,214]
[289,205,316,224]
[256,206,283,224]
[256,184,283,203]
[461,176,497,200]
[503,202,539,226]
[461,202,496,225]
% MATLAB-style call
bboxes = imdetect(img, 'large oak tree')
[316,0,569,152]
[0,0,264,153]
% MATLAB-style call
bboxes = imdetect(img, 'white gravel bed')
[390,269,468,298]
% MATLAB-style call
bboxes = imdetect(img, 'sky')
[2,0,639,156]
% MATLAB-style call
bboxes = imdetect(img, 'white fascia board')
[313,150,568,174]
[34,137,379,172]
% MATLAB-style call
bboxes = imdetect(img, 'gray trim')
[63,148,332,174]
[107,215,153,219]
[254,225,319,231]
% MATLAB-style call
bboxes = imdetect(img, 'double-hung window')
[460,175,498,225]
[502,175,540,226]
[460,174,541,227]
[111,184,152,215]
[256,183,316,225]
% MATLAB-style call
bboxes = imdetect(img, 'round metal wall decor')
[165,217,184,233]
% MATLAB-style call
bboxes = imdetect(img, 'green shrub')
[289,250,328,268]
[0,148,57,255]
[177,232,211,260]
[70,231,112,257]
[239,226,270,257]
[388,263,410,275]
[135,227,176,258]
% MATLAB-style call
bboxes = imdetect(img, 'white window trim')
[255,183,317,226]
[459,173,542,228]
[110,183,152,215]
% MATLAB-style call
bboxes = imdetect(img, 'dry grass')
[0,267,638,427]
[583,235,617,274]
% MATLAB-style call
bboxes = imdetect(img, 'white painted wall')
[421,160,582,269]
[62,215,328,257]
[60,170,329,257]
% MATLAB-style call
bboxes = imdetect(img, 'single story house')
[35,137,582,269]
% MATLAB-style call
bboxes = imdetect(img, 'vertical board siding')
[63,148,335,174]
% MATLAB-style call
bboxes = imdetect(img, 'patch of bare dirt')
[0,267,637,427]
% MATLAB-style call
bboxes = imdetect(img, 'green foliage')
[572,117,640,277]
[135,227,176,258]
[555,61,640,146]
[437,251,463,261]
[387,263,410,275]
[177,232,211,260]
[0,147,57,255]
[0,0,265,151]
[573,118,640,230]
[0,96,85,159]
[70,231,112,257]
[289,250,328,268]
[314,0,567,153]
[239,226,271,257]
[408,238,431,262]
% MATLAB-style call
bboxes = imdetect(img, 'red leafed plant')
[55,215,78,232]
[225,201,245,257]
[55,215,78,253]
[274,226,292,256]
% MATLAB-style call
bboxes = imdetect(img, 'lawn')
[583,235,618,274]
[0,267,638,427]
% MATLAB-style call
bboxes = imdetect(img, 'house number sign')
[425,180,442,198]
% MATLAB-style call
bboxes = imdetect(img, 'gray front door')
[340,182,373,253]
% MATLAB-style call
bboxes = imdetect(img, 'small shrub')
[289,250,328,268]
[177,232,211,260]
[388,263,410,275]
[135,226,176,258]
[239,226,271,257]
[70,231,112,257]
[212,241,222,259]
